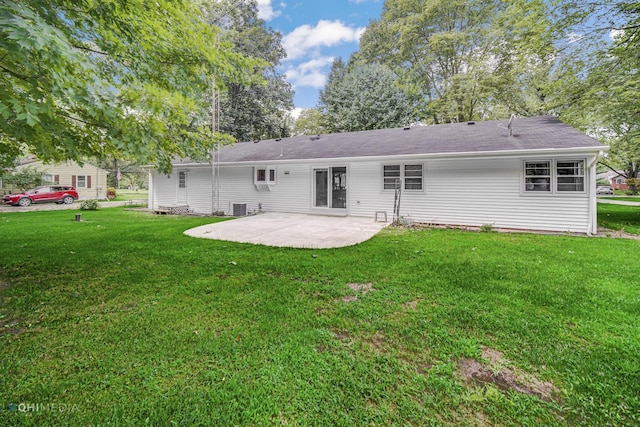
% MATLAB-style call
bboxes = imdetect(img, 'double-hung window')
[383,164,423,191]
[524,160,585,194]
[556,160,584,192]
[77,175,88,189]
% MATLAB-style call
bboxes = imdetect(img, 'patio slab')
[184,212,388,249]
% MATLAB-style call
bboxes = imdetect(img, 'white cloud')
[283,20,366,60]
[284,57,335,89]
[609,29,623,41]
[290,107,305,119]
[256,0,282,21]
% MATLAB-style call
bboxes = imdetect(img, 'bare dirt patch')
[340,282,377,302]
[457,347,559,401]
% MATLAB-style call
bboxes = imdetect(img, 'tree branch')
[598,159,627,178]
[56,110,109,130]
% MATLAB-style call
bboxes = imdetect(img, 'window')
[42,174,54,184]
[178,171,187,188]
[404,164,423,190]
[556,160,584,192]
[524,161,551,192]
[255,167,276,184]
[523,160,585,194]
[383,165,401,189]
[383,164,423,191]
[76,175,87,189]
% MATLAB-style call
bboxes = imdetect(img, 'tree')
[550,1,640,183]
[197,0,294,142]
[318,62,419,133]
[355,0,557,123]
[3,167,45,192]
[0,0,261,173]
[292,109,328,136]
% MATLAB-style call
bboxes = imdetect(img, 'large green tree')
[318,61,418,132]
[0,0,260,172]
[551,1,639,182]
[198,0,294,142]
[355,0,557,123]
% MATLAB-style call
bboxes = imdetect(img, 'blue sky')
[256,0,384,113]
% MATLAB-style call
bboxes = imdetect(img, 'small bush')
[107,187,117,199]
[80,199,99,211]
[480,223,495,232]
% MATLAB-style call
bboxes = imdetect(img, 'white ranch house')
[148,116,608,235]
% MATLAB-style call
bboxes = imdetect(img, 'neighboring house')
[13,159,109,200]
[610,171,638,191]
[148,116,608,235]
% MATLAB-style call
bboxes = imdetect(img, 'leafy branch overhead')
[0,0,264,173]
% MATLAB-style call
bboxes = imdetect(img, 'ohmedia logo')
[7,402,80,413]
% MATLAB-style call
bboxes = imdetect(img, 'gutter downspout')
[587,154,600,236]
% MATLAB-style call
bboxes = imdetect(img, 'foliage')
[0,207,638,425]
[79,199,99,210]
[197,0,294,142]
[2,166,44,191]
[318,62,419,132]
[292,109,328,136]
[626,177,639,194]
[107,187,116,199]
[551,1,639,180]
[0,0,261,173]
[479,223,495,233]
[354,0,557,123]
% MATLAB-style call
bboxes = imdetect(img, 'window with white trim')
[383,164,423,191]
[76,175,88,189]
[523,160,585,194]
[255,167,276,184]
[556,160,584,192]
[524,161,551,192]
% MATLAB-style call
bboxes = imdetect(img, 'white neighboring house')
[14,159,109,200]
[149,116,608,235]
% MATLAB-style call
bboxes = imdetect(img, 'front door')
[314,167,346,210]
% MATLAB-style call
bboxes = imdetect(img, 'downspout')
[587,154,600,236]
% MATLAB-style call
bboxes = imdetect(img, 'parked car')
[2,186,79,206]
[596,185,614,195]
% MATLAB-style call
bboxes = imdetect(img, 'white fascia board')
[170,145,609,168]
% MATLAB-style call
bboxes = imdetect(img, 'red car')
[2,186,79,207]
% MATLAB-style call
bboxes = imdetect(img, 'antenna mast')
[211,76,221,214]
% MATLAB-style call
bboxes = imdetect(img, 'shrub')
[480,223,495,232]
[107,187,117,199]
[80,199,99,210]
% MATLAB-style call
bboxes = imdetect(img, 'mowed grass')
[0,207,639,425]
[598,202,640,235]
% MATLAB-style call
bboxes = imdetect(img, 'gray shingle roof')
[176,116,606,165]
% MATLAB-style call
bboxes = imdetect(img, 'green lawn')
[1,207,638,425]
[600,196,640,202]
[598,202,640,235]
[110,189,149,201]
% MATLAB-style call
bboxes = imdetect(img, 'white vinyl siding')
[151,154,596,234]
